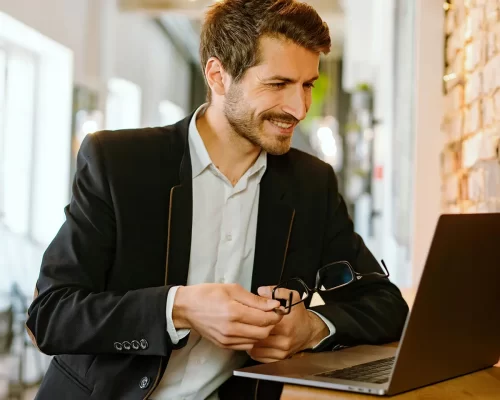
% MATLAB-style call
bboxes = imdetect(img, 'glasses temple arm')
[380,259,390,277]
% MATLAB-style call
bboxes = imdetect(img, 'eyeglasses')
[271,260,390,315]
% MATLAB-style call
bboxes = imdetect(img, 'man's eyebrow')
[263,75,319,83]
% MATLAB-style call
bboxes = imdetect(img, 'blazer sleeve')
[308,166,409,351]
[26,133,184,356]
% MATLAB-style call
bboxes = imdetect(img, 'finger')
[257,286,276,299]
[216,336,259,345]
[229,302,283,326]
[249,357,280,364]
[210,327,260,345]
[248,347,290,361]
[222,322,274,341]
[230,284,280,310]
[252,335,291,351]
[222,343,255,351]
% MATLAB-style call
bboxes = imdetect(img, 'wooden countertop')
[281,366,500,399]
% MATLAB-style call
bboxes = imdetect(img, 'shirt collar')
[188,104,267,182]
[247,149,267,183]
[188,104,212,178]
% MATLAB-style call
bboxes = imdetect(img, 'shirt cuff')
[307,309,336,350]
[166,286,191,345]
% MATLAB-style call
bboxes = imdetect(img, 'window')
[159,100,185,126]
[0,47,6,220]
[106,78,142,130]
[0,11,73,296]
[0,43,38,237]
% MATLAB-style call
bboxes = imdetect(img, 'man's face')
[223,36,320,155]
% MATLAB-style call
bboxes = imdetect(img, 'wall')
[0,0,192,124]
[342,0,375,91]
[0,0,88,84]
[411,0,444,285]
[442,1,500,214]
[107,4,192,124]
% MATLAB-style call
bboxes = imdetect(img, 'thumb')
[231,286,280,311]
[257,286,275,298]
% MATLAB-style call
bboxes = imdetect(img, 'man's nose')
[282,88,307,121]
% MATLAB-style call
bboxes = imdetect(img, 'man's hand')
[172,283,282,351]
[247,286,330,363]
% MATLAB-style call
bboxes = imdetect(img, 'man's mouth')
[269,119,294,129]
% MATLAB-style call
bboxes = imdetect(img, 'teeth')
[270,120,293,129]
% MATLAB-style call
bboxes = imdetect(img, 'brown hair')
[200,0,331,101]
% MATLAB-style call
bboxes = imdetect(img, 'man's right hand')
[172,283,283,351]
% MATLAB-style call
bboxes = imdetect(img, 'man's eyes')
[267,83,315,89]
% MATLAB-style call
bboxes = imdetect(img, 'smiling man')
[27,1,408,399]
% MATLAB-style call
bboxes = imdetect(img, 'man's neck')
[196,104,262,186]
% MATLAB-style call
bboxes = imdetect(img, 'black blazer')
[26,114,408,400]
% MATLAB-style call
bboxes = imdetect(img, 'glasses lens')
[274,279,310,306]
[318,262,355,290]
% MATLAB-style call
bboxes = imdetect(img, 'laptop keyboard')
[314,356,395,384]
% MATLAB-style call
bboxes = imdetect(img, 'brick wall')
[442,0,500,213]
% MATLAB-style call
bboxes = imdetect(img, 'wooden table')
[282,288,500,399]
[281,352,500,400]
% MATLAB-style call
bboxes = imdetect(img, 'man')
[27,0,408,399]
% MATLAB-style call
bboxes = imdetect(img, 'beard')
[223,84,297,156]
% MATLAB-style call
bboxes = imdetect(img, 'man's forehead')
[253,46,319,80]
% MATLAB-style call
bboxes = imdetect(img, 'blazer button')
[139,376,150,390]
[114,342,123,351]
[131,340,140,350]
[123,341,131,350]
[140,339,149,350]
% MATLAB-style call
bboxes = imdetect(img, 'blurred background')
[0,0,499,398]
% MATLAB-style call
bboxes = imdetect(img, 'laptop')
[234,213,500,396]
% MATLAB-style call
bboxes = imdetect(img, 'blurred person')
[26,0,408,399]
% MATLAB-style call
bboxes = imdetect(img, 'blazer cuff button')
[139,376,150,390]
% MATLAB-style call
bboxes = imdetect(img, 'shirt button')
[226,234,232,241]
[139,376,150,390]
[219,277,225,283]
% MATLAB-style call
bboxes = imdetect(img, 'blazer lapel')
[165,116,194,287]
[251,155,296,294]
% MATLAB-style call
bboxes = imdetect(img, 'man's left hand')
[247,286,330,363]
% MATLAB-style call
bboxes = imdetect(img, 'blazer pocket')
[54,357,94,395]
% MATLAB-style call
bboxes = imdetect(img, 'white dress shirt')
[151,105,335,400]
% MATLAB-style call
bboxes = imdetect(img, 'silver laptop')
[234,213,500,396]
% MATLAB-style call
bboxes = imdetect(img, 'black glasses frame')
[271,260,390,315]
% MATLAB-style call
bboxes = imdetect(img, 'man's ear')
[205,57,230,97]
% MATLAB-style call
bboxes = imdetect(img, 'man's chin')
[262,142,292,156]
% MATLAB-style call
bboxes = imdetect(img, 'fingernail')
[267,299,279,307]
